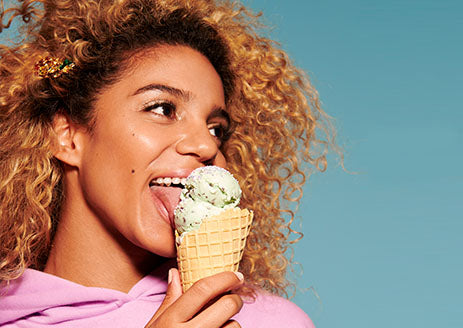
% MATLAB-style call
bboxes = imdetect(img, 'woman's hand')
[145,269,244,328]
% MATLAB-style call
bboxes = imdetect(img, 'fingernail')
[234,271,244,282]
[168,269,173,284]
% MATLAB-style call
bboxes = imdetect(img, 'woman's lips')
[149,185,183,228]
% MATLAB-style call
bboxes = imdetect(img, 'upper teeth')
[151,177,186,187]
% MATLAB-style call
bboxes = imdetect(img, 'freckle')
[132,133,135,136]
[131,169,135,174]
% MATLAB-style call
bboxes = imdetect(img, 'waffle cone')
[176,208,253,292]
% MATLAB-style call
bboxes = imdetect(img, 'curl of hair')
[0,0,338,297]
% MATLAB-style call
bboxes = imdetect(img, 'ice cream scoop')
[174,166,242,235]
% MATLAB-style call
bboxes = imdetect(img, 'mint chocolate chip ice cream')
[174,166,241,235]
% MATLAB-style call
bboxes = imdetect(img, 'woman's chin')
[132,223,177,258]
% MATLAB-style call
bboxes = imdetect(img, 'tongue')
[150,186,183,224]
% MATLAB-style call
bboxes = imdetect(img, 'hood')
[0,263,172,326]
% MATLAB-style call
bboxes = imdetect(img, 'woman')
[0,0,335,327]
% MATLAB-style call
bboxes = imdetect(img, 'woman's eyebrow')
[132,83,192,101]
[209,107,230,123]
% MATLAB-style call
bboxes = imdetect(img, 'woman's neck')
[44,196,163,293]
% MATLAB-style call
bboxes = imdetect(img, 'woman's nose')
[175,123,219,164]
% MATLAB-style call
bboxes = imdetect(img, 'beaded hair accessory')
[35,57,75,78]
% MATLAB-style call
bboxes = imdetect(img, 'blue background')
[2,1,461,327]
[242,1,462,327]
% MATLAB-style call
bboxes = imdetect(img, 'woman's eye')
[144,102,176,119]
[208,124,229,141]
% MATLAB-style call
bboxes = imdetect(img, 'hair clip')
[35,57,75,78]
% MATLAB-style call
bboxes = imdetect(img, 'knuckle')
[221,294,243,313]
[192,278,215,296]
[155,318,184,328]
[191,272,237,296]
[161,294,173,304]
[223,320,241,328]
[151,316,168,327]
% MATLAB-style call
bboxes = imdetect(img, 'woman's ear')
[52,113,86,167]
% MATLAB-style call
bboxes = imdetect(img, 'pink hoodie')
[0,263,314,328]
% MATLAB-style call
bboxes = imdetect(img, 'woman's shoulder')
[233,289,315,328]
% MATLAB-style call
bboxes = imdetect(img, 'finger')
[146,268,182,326]
[189,294,243,328]
[170,271,244,322]
[167,268,183,300]
[222,320,241,328]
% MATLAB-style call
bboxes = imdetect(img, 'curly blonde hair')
[0,0,336,297]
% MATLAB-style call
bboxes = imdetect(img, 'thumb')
[146,268,182,325]
[164,268,183,304]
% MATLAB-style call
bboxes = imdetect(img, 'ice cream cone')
[176,208,253,292]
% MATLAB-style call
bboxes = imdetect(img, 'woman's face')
[76,45,228,258]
